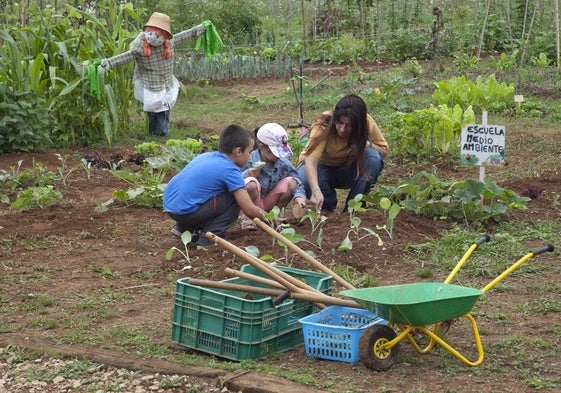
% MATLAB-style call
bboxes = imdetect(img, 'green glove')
[195,20,225,57]
[87,59,102,99]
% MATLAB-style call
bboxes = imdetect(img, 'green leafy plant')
[263,206,291,233]
[432,74,515,112]
[386,104,475,159]
[0,159,61,204]
[371,171,530,224]
[299,209,328,249]
[0,88,54,153]
[55,154,75,187]
[166,231,195,265]
[0,170,11,204]
[376,197,401,239]
[166,138,204,154]
[530,52,551,68]
[112,167,167,208]
[277,227,306,262]
[338,194,383,252]
[135,142,160,156]
[11,186,62,211]
[452,52,479,74]
[80,159,94,180]
[490,50,519,71]
[0,160,24,204]
[145,145,197,172]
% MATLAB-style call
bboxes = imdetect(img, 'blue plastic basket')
[299,306,387,363]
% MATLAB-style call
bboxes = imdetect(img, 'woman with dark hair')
[296,94,389,212]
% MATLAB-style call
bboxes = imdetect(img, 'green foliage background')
[0,0,559,153]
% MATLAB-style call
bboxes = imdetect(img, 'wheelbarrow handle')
[533,244,554,255]
[444,234,491,284]
[476,234,491,246]
[481,243,555,293]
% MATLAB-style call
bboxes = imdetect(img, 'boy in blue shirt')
[163,124,266,246]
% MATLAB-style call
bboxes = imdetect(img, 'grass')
[1,61,560,392]
[404,222,561,280]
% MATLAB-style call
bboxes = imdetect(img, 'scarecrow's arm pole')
[101,50,136,70]
[173,24,205,45]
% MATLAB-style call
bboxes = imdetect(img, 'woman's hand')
[310,187,324,210]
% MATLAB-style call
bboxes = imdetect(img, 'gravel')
[0,347,235,393]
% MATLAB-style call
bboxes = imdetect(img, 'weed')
[330,263,379,288]
[1,346,43,363]
[415,267,433,278]
[80,158,94,179]
[54,153,75,187]
[160,376,185,388]
[93,265,121,279]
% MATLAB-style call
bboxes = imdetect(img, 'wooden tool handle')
[253,218,356,289]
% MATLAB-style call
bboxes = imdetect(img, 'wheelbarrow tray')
[341,283,483,326]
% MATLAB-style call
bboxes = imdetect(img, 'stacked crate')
[171,264,332,361]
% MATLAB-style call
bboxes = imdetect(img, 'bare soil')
[1,76,560,393]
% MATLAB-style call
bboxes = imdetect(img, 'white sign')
[460,124,505,166]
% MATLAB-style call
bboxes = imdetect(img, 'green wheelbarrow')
[341,237,554,371]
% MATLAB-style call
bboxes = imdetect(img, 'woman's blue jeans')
[297,147,384,211]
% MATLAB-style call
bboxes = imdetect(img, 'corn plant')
[0,2,140,151]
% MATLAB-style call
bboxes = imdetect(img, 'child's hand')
[292,201,308,221]
[248,167,260,177]
[248,161,265,177]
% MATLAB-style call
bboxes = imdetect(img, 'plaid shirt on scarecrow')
[103,24,205,91]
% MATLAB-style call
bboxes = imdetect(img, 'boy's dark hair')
[218,124,253,153]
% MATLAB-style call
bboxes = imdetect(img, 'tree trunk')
[555,0,561,68]
[520,0,539,65]
[477,0,492,57]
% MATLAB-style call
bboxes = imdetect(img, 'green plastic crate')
[171,264,332,361]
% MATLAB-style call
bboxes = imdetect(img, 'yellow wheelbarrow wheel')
[359,325,400,371]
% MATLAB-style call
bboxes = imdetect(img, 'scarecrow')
[96,12,222,136]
